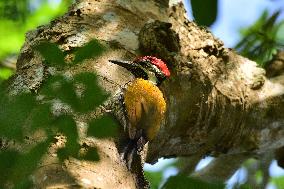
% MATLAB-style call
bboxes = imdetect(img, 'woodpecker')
[109,56,170,168]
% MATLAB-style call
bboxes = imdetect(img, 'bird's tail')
[121,138,137,169]
[121,136,146,170]
[121,137,149,189]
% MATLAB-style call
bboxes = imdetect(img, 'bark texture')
[8,0,284,188]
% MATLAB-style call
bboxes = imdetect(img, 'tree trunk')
[9,0,284,188]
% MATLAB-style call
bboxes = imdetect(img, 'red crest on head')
[135,56,170,77]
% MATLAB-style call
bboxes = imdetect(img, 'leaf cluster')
[0,40,118,188]
[235,10,284,67]
[0,0,73,81]
[190,0,218,27]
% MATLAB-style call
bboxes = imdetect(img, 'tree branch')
[191,154,249,183]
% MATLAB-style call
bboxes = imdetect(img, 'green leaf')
[53,115,80,161]
[262,11,280,32]
[53,115,78,141]
[24,1,70,30]
[235,10,284,67]
[73,39,105,65]
[0,150,20,186]
[276,21,284,43]
[0,1,73,59]
[87,116,118,138]
[13,179,33,189]
[80,147,100,162]
[232,183,253,189]
[0,68,13,80]
[145,171,163,189]
[73,72,109,112]
[190,0,218,27]
[40,72,108,113]
[10,138,52,183]
[271,176,284,189]
[0,19,25,58]
[35,41,66,67]
[57,146,78,161]
[57,138,80,161]
[30,103,53,131]
[0,93,36,140]
[40,75,79,109]
[162,175,225,189]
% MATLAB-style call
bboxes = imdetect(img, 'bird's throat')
[147,71,158,85]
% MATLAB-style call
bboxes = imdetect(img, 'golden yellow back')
[124,78,166,141]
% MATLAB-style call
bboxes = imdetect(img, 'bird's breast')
[124,78,166,141]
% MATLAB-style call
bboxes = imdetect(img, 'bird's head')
[109,56,170,85]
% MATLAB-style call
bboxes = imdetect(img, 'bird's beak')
[109,60,144,73]
[109,60,135,70]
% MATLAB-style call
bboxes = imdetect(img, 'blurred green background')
[0,0,73,82]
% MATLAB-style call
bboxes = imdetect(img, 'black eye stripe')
[140,61,158,71]
[139,61,152,69]
[136,60,166,83]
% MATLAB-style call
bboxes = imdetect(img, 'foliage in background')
[272,176,284,189]
[0,39,119,188]
[162,175,224,189]
[0,0,73,58]
[145,171,164,189]
[190,0,218,27]
[145,159,225,189]
[0,0,73,81]
[235,10,284,67]
[189,0,284,67]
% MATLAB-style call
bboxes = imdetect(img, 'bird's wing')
[128,96,157,140]
[127,97,146,139]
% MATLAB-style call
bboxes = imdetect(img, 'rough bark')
[7,0,284,188]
